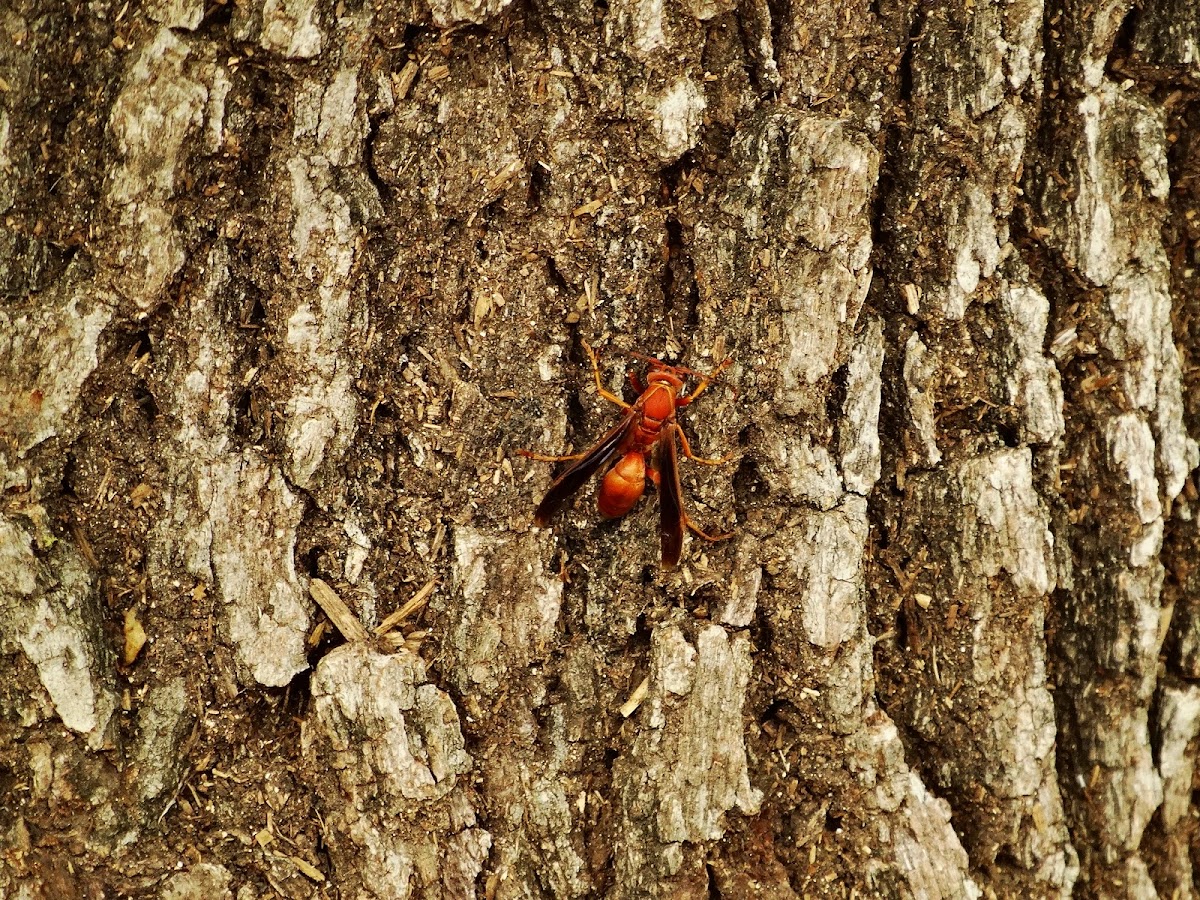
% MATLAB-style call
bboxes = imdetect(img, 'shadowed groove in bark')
[1,0,1198,897]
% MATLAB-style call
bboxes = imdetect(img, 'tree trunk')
[1,0,1197,897]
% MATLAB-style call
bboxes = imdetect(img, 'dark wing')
[533,412,634,526]
[657,424,686,567]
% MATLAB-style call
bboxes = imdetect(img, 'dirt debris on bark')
[1,0,1199,898]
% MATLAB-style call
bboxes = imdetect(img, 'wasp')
[521,343,736,567]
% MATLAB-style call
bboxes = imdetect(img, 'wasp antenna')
[674,358,733,381]
[626,350,667,367]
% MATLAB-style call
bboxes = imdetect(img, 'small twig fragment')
[375,579,438,637]
[291,856,325,883]
[309,578,370,644]
[619,677,650,718]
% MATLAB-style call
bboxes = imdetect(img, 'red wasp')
[521,342,736,567]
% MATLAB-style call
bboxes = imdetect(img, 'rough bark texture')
[1,0,1198,898]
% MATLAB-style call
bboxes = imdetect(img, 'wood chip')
[484,159,522,194]
[309,578,370,644]
[473,293,492,330]
[619,677,649,717]
[375,579,437,636]
[123,608,147,666]
[70,519,98,567]
[393,60,418,99]
[93,465,113,508]
[291,856,325,882]
[572,198,604,217]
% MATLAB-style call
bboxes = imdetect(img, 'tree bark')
[1,0,1197,898]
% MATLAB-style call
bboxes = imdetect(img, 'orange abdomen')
[597,452,646,518]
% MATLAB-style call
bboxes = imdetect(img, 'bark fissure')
[1,0,1197,897]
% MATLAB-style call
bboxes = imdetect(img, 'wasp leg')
[676,357,733,407]
[685,517,734,542]
[582,340,633,410]
[674,425,739,466]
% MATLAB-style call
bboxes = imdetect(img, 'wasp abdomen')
[597,452,646,518]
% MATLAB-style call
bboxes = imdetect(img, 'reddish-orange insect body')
[598,451,645,517]
[521,345,735,567]
[596,369,682,518]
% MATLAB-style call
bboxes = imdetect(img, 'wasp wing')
[533,412,634,526]
[657,424,686,567]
